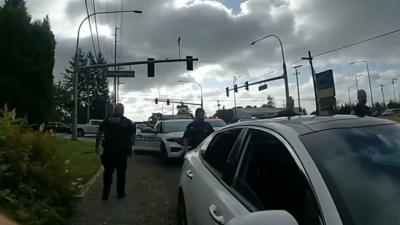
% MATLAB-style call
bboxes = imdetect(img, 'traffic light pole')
[79,57,198,70]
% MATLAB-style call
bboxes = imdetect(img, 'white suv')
[134,119,226,161]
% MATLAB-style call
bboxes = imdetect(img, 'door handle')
[186,170,193,179]
[208,204,224,225]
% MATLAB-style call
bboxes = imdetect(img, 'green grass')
[58,138,101,192]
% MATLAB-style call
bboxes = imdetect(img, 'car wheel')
[177,191,188,225]
[77,129,84,137]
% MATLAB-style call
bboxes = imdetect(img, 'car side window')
[234,129,322,225]
[202,129,242,177]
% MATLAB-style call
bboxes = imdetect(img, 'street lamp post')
[293,65,302,113]
[379,84,385,108]
[392,79,397,103]
[251,34,289,109]
[350,60,374,107]
[355,74,363,91]
[348,84,356,104]
[72,10,142,140]
[177,80,203,108]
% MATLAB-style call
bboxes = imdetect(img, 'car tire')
[177,191,188,225]
[77,129,84,137]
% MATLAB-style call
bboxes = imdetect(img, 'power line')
[83,0,98,58]
[91,0,101,57]
[313,28,400,58]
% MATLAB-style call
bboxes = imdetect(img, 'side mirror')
[227,211,298,225]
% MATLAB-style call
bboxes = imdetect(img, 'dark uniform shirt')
[99,115,136,156]
[183,120,214,149]
[352,103,370,117]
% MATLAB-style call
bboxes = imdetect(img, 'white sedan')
[134,119,226,161]
[177,115,400,225]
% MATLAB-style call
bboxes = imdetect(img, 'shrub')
[0,105,73,225]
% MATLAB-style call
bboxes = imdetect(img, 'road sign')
[258,84,268,91]
[316,69,336,115]
[106,70,135,77]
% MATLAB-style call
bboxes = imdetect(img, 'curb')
[74,166,104,198]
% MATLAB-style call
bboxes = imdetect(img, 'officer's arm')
[95,121,105,153]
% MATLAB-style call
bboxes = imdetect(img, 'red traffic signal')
[245,81,249,91]
[226,87,229,97]
[234,84,238,93]
[155,98,158,104]
[166,99,170,105]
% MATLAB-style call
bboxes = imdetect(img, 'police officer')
[351,89,370,117]
[95,103,136,200]
[183,108,214,152]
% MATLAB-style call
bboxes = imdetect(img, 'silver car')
[178,115,400,225]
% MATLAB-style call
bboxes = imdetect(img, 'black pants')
[101,153,128,197]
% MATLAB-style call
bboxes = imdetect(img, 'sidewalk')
[69,154,181,225]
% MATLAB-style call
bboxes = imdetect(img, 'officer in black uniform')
[183,108,214,152]
[351,89,370,117]
[95,103,136,200]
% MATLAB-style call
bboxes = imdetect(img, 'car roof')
[231,115,396,135]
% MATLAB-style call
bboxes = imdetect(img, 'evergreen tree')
[62,50,110,123]
[0,0,55,123]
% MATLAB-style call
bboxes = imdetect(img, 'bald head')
[113,103,124,116]
[357,89,367,105]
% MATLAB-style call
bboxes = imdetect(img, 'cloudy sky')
[24,0,400,120]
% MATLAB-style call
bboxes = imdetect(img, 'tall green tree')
[62,50,110,123]
[0,0,56,123]
[177,104,193,117]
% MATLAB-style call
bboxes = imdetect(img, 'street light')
[350,60,374,106]
[355,74,363,91]
[392,79,398,103]
[379,84,385,108]
[177,80,203,108]
[293,65,302,113]
[72,10,142,140]
[251,34,289,109]
[348,84,356,104]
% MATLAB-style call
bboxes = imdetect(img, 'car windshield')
[300,124,400,225]
[207,120,226,127]
[162,120,191,133]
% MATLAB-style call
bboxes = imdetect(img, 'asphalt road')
[69,152,182,225]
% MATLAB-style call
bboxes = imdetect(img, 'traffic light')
[245,81,249,91]
[166,99,170,105]
[226,87,229,97]
[186,56,193,71]
[147,58,155,77]
[234,84,238,93]
[155,98,158,104]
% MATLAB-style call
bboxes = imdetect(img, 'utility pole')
[380,84,385,107]
[293,65,302,113]
[301,51,319,114]
[113,26,118,104]
[392,79,397,102]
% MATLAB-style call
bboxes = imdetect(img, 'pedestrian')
[183,108,214,152]
[351,89,370,117]
[95,103,136,200]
